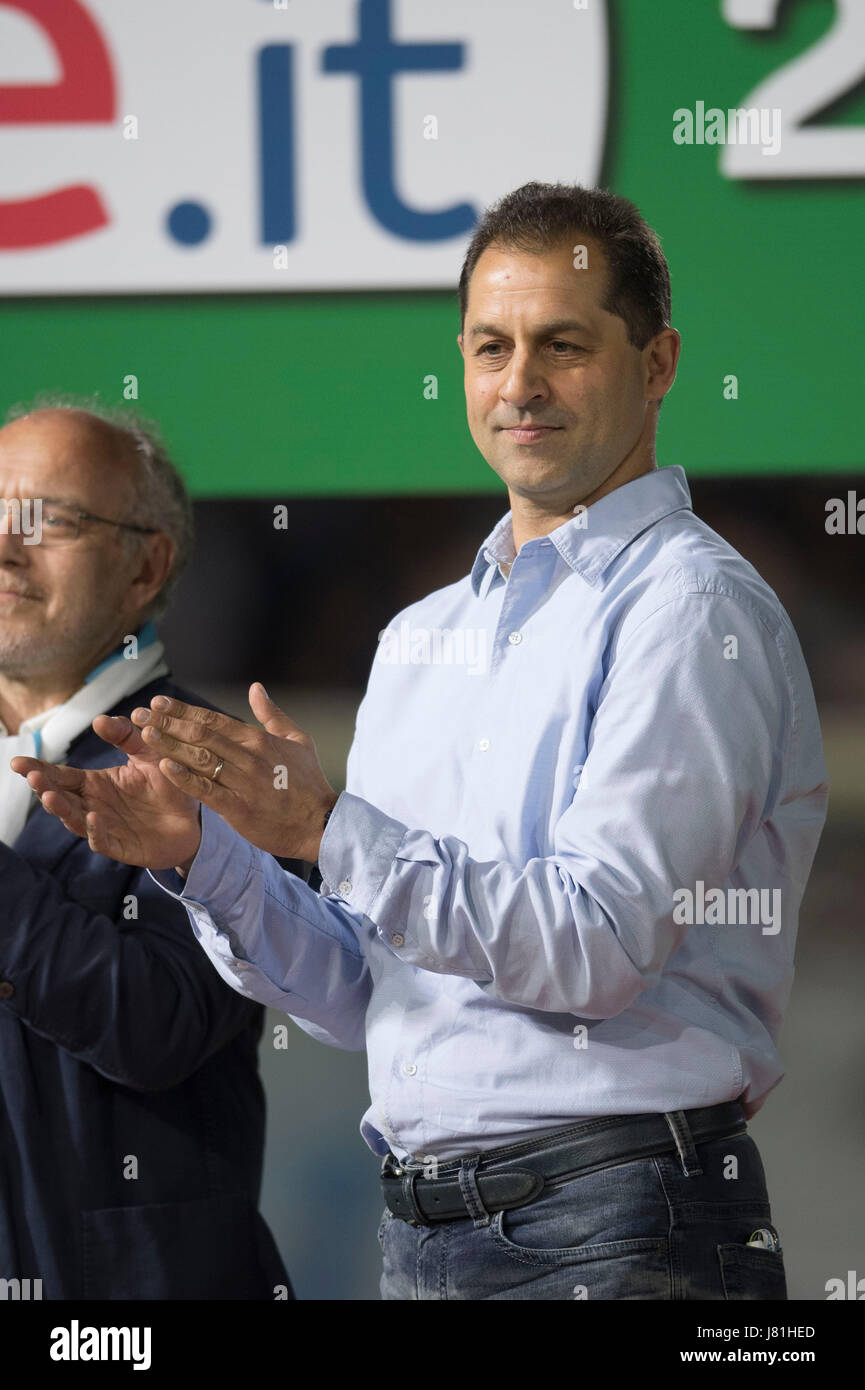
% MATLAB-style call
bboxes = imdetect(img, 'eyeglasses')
[0,498,159,546]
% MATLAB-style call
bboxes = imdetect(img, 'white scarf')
[0,625,169,846]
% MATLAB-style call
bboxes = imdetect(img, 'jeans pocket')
[488,1156,669,1266]
[489,1211,671,1297]
[717,1242,787,1300]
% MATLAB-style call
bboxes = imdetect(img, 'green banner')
[1,0,862,494]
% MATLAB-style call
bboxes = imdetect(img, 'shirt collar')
[470,466,692,596]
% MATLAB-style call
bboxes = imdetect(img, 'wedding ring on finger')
[211,758,225,784]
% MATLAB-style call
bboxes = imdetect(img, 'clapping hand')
[12,713,202,870]
[126,683,338,864]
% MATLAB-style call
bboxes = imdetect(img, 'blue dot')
[167,201,212,245]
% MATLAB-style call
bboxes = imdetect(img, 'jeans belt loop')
[458,1155,492,1229]
[664,1109,703,1177]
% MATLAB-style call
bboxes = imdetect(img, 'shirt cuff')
[148,804,254,905]
[317,790,407,918]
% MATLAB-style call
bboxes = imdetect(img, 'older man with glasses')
[0,397,291,1300]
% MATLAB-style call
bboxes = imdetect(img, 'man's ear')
[122,532,175,618]
[645,326,680,406]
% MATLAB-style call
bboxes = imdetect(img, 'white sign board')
[0,0,607,293]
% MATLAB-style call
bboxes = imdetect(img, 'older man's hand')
[12,714,202,870]
[129,682,339,863]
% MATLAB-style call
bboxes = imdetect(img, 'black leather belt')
[381,1100,747,1226]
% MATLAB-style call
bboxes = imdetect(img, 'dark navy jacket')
[0,676,293,1300]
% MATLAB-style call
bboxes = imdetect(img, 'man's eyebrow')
[34,495,84,509]
[467,319,593,340]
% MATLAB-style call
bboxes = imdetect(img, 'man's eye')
[478,341,583,356]
[43,512,77,530]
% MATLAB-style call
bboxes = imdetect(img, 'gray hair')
[3,392,194,621]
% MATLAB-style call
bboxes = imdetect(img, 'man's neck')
[0,627,133,735]
[0,669,86,736]
[509,449,657,555]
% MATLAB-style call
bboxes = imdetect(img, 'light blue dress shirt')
[153,466,828,1161]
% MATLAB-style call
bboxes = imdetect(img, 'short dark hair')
[458,182,671,350]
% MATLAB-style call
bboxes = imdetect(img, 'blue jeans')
[377,1129,787,1300]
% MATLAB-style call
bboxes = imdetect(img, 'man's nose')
[499,350,548,407]
[0,525,28,562]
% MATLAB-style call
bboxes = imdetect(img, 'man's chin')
[494,454,586,499]
[0,630,61,676]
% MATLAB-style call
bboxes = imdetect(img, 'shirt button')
[478,738,490,752]
[508,631,522,645]
[402,1062,417,1076]
[391,933,405,948]
[0,981,13,1000]
[338,879,352,896]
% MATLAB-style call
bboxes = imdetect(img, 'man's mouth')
[502,426,562,443]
